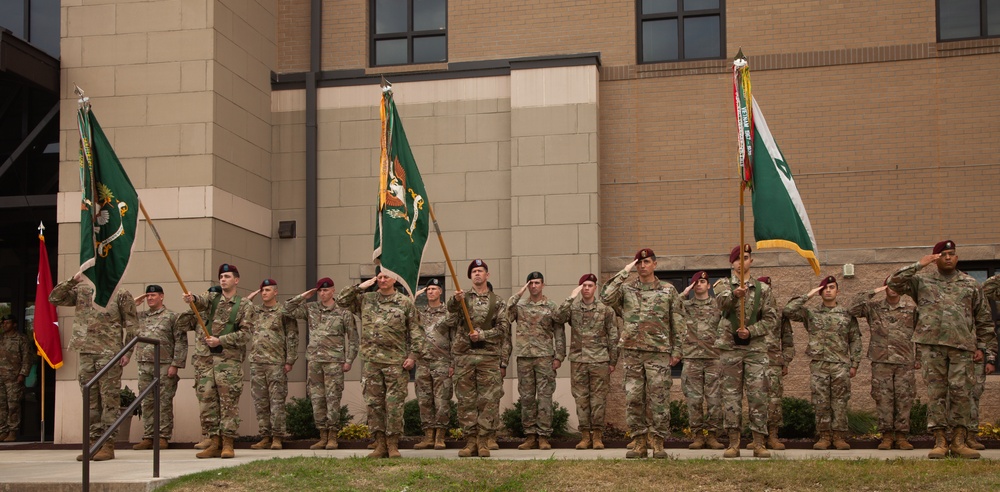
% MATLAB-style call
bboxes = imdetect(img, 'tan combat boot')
[270,436,283,450]
[194,436,213,449]
[310,429,329,450]
[813,431,831,450]
[133,438,154,450]
[76,440,93,462]
[250,435,272,449]
[517,434,538,450]
[752,432,771,458]
[877,431,894,450]
[487,435,499,450]
[625,434,648,459]
[832,431,851,450]
[895,431,914,450]
[591,430,605,450]
[458,434,478,457]
[196,435,222,459]
[413,429,435,450]
[767,426,785,450]
[950,427,981,459]
[706,432,725,450]
[688,431,706,450]
[159,438,169,450]
[538,435,552,450]
[650,434,668,459]
[477,434,491,458]
[367,440,376,449]
[723,430,740,458]
[220,436,236,459]
[626,437,636,449]
[966,429,986,450]
[434,428,447,450]
[93,441,116,461]
[326,429,340,450]
[576,430,592,450]
[368,432,388,458]
[3,431,15,442]
[928,429,948,459]
[387,434,402,458]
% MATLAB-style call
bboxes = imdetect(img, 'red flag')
[34,229,63,369]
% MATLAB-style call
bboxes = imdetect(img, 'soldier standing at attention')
[714,245,776,458]
[131,285,187,451]
[679,271,725,450]
[338,270,424,459]
[848,277,917,451]
[757,276,794,451]
[889,240,995,459]
[975,273,1000,450]
[0,315,31,442]
[182,263,253,459]
[245,279,299,451]
[508,271,565,451]
[50,272,137,461]
[784,275,861,451]
[557,273,619,450]
[282,277,358,451]
[412,278,454,451]
[601,248,683,459]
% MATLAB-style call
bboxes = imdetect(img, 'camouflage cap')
[933,240,956,254]
[526,271,544,282]
[467,259,488,278]
[819,275,837,289]
[579,273,597,285]
[260,278,277,289]
[218,263,239,278]
[730,244,752,263]
[145,285,164,294]
[316,277,334,289]
[691,271,709,285]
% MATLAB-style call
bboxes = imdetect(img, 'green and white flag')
[373,86,430,297]
[77,105,139,308]
[750,97,821,274]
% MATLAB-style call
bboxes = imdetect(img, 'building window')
[0,0,60,58]
[371,0,447,67]
[637,0,724,63]
[938,0,1000,41]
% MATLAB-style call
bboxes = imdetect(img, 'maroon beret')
[260,278,277,289]
[579,273,598,285]
[467,259,488,278]
[218,263,239,278]
[691,271,709,285]
[634,248,656,261]
[757,276,771,286]
[819,276,837,289]
[316,277,334,289]
[932,240,955,255]
[730,244,752,264]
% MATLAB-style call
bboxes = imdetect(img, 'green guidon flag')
[373,85,430,297]
[77,105,140,308]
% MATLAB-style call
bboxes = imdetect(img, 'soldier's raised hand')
[415,287,427,298]
[359,277,377,289]
[570,285,584,299]
[625,259,638,272]
[73,272,84,283]
[918,253,941,268]
[874,285,888,294]
[134,293,150,305]
[247,289,261,301]
[517,281,529,297]
[807,286,823,298]
[681,282,694,297]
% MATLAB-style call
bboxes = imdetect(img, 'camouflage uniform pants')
[307,361,345,431]
[681,358,723,433]
[921,344,974,430]
[970,360,985,429]
[571,361,610,431]
[137,362,179,439]
[453,354,502,437]
[810,361,851,432]
[415,359,453,430]
[0,375,23,435]
[720,349,769,434]
[517,356,555,437]
[766,364,784,428]
[870,362,915,433]
[78,354,122,441]
[251,363,288,437]
[196,356,244,438]
[362,361,408,436]
[623,349,672,438]
[191,356,213,436]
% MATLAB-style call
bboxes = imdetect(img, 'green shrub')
[779,397,816,438]
[846,408,878,436]
[337,423,371,440]
[285,397,353,440]
[120,385,140,416]
[403,399,461,436]
[501,401,571,438]
[909,399,927,436]
[669,400,689,431]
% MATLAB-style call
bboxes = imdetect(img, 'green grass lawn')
[159,456,1000,491]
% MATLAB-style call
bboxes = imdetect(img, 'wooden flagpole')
[428,205,477,335]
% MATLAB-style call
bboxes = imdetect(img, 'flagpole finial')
[380,76,392,94]
[38,221,45,238]
[74,85,90,109]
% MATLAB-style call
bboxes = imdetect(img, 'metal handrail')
[82,336,161,491]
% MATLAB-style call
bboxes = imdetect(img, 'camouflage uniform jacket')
[0,328,31,378]
[136,307,188,368]
[784,296,862,368]
[50,278,138,357]
[712,274,776,353]
[248,303,299,366]
[446,289,511,363]
[507,294,567,360]
[281,295,358,364]
[681,297,721,359]
[848,290,916,365]
[556,296,619,365]
[418,304,453,363]
[188,291,253,361]
[600,267,683,357]
[337,285,424,364]
[767,315,796,367]
[889,263,995,353]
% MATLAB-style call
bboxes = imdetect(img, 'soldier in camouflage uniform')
[0,315,31,442]
[448,259,511,458]
[848,279,917,451]
[338,270,424,459]
[413,278,454,450]
[713,245,777,458]
[182,263,253,459]
[784,275,861,451]
[245,279,298,450]
[973,273,1000,451]
[679,271,725,450]
[508,271,566,451]
[557,273,619,450]
[282,277,358,450]
[131,285,188,450]
[754,276,794,451]
[889,241,996,459]
[50,272,137,461]
[601,248,683,459]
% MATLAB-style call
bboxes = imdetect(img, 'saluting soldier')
[679,271,725,450]
[0,315,31,442]
[246,279,299,450]
[413,278,454,451]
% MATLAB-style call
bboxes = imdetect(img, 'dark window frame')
[370,0,448,67]
[636,0,726,64]
[936,0,1000,41]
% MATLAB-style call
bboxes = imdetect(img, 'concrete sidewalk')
[1,445,997,492]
